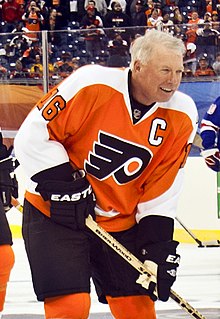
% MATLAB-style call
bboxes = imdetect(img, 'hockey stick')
[175,216,220,248]
[85,215,206,319]
[12,198,206,318]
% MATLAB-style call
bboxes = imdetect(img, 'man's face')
[114,2,122,11]
[132,46,183,105]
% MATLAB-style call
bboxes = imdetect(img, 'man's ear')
[134,60,141,72]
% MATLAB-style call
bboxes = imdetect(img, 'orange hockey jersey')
[14,65,198,232]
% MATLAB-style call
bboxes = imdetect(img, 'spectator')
[203,11,212,23]
[185,24,198,46]
[212,51,220,75]
[80,5,104,58]
[29,53,54,78]
[0,64,7,78]
[11,22,32,50]
[22,1,44,43]
[84,0,107,17]
[104,1,131,40]
[2,0,22,33]
[183,42,197,75]
[48,0,69,45]
[69,0,87,23]
[171,6,184,24]
[144,0,158,19]
[29,54,43,77]
[53,51,74,78]
[9,59,30,79]
[147,8,162,27]
[155,12,173,33]
[194,54,215,76]
[21,42,42,68]
[39,0,50,30]
[107,33,129,66]
[212,10,219,22]
[131,0,148,28]
[195,22,219,62]
[129,0,147,16]
[211,10,220,30]
[188,10,204,27]
[108,0,127,12]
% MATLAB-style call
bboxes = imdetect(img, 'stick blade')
[198,240,220,248]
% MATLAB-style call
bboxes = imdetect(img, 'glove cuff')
[137,215,174,248]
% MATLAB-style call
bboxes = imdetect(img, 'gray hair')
[130,30,186,70]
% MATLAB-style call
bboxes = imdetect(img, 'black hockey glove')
[36,170,96,230]
[136,216,180,302]
[0,133,18,211]
[137,240,180,301]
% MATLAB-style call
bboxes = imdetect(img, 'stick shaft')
[86,215,206,319]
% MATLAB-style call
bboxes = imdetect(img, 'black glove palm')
[36,171,96,230]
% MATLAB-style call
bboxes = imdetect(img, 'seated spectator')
[29,54,43,77]
[212,11,219,22]
[107,33,129,67]
[0,64,7,78]
[183,42,197,75]
[80,5,105,58]
[183,64,194,77]
[202,11,212,23]
[53,51,74,78]
[188,10,204,27]
[185,23,198,45]
[211,11,220,31]
[21,42,42,68]
[10,22,32,55]
[29,54,54,78]
[212,52,220,75]
[194,55,215,76]
[196,22,220,62]
[11,21,29,34]
[9,59,30,79]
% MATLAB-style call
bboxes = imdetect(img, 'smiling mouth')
[161,87,173,93]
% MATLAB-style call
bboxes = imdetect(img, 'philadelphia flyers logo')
[85,131,153,184]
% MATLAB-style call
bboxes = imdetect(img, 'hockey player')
[200,96,220,172]
[14,30,198,319]
[0,132,17,318]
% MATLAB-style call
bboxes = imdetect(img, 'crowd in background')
[0,0,220,80]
